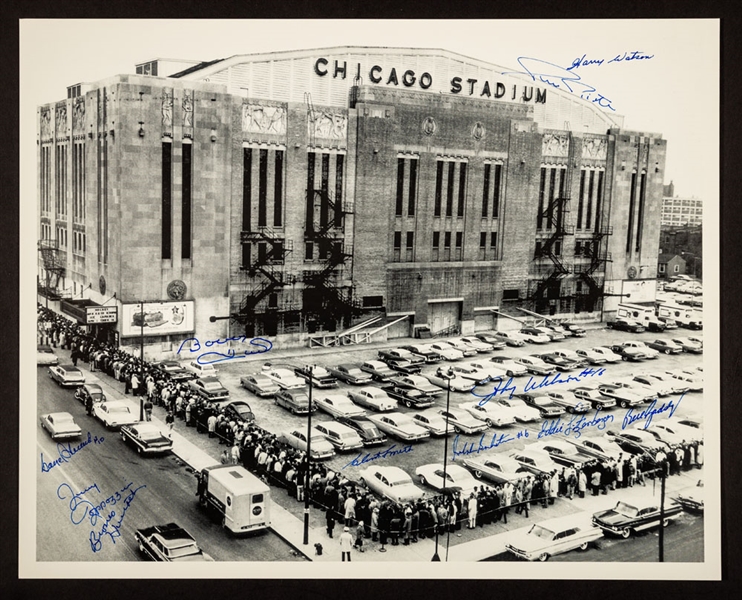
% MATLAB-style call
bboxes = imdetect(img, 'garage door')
[387,317,412,340]
[429,301,461,335]
[474,313,495,332]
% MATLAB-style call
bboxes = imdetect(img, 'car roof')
[130,422,163,434]
[47,411,75,420]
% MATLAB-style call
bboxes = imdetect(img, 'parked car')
[274,389,316,414]
[642,422,701,445]
[188,376,230,401]
[631,374,673,397]
[74,383,106,405]
[610,377,658,402]
[545,391,591,414]
[358,466,426,504]
[450,363,490,385]
[294,365,339,389]
[656,316,678,329]
[92,400,139,430]
[515,356,555,376]
[529,440,594,467]
[378,348,426,366]
[424,371,476,392]
[494,331,527,347]
[516,392,565,418]
[467,360,509,381]
[415,463,485,495]
[458,336,496,353]
[391,374,444,396]
[443,339,478,357]
[474,332,507,349]
[360,360,396,382]
[437,407,489,435]
[313,422,364,452]
[458,401,517,427]
[673,481,705,513]
[135,523,214,562]
[381,357,422,375]
[592,498,683,538]
[574,434,625,461]
[429,342,465,361]
[583,347,622,363]
[120,422,173,455]
[495,397,542,422]
[264,368,306,390]
[240,373,280,397]
[548,348,588,368]
[222,401,255,425]
[572,348,608,366]
[638,372,689,395]
[518,328,552,344]
[381,385,435,409]
[183,360,218,378]
[645,339,683,355]
[153,361,195,382]
[489,356,528,377]
[48,364,85,387]
[401,344,443,364]
[506,516,604,561]
[619,341,660,359]
[597,384,645,408]
[37,344,59,366]
[461,455,528,484]
[40,412,82,440]
[606,319,646,333]
[677,415,703,430]
[279,428,335,459]
[509,448,559,475]
[606,429,669,455]
[347,387,397,412]
[665,369,703,391]
[316,394,367,419]
[410,411,449,436]
[336,415,388,446]
[572,386,616,410]
[671,337,703,353]
[559,322,587,337]
[327,364,374,385]
[535,326,566,341]
[608,344,647,362]
[533,352,580,372]
[366,412,430,442]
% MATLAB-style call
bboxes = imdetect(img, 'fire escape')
[38,240,66,299]
[575,225,613,312]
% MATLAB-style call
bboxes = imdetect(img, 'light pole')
[432,366,454,562]
[303,365,314,546]
[139,300,145,422]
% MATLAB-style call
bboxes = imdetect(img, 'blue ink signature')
[56,482,102,525]
[622,393,684,431]
[568,51,654,70]
[451,431,530,460]
[538,408,615,440]
[342,444,413,469]
[502,57,616,111]
[41,432,105,473]
[89,483,146,553]
[473,367,605,406]
[177,336,273,365]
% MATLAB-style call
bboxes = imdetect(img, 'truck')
[616,303,666,332]
[196,464,270,534]
[656,303,703,330]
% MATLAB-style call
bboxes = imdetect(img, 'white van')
[656,303,703,330]
[197,464,270,534]
[313,422,364,452]
[617,303,666,332]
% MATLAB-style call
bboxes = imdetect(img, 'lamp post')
[432,366,454,562]
[303,365,314,545]
[139,300,145,422]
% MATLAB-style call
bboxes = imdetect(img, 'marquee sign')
[86,306,118,325]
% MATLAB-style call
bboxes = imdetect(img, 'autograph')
[568,51,655,70]
[41,432,105,473]
[451,430,529,460]
[342,444,413,469]
[177,335,273,365]
[538,408,615,440]
[502,57,616,111]
[622,393,684,431]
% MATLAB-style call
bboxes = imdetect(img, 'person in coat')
[339,526,353,561]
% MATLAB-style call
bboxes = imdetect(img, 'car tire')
[620,527,631,539]
[485,419,494,428]
[405,400,413,409]
[665,349,671,355]
[454,426,462,434]
[538,553,549,562]
[138,539,145,553]
[662,518,670,528]
[578,541,589,551]
[507,371,514,377]
[420,476,427,485]
[121,431,126,442]
[474,470,483,479]
[622,356,629,361]
[620,401,629,409]
[137,445,142,455]
[567,407,575,414]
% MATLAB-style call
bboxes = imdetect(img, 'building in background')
[661,181,703,226]
[659,223,703,280]
[657,253,686,279]
[37,47,667,357]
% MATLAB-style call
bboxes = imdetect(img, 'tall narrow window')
[444,231,451,261]
[182,142,192,259]
[274,150,283,227]
[320,153,330,227]
[455,231,463,260]
[406,231,414,262]
[242,243,251,269]
[243,148,252,231]
[306,152,315,230]
[161,141,172,259]
[585,169,595,230]
[482,163,490,217]
[594,170,604,231]
[626,172,637,253]
[407,158,418,216]
[492,164,502,217]
[537,167,546,229]
[393,231,402,262]
[334,154,344,227]
[446,162,455,216]
[546,167,556,230]
[636,172,646,252]
[258,148,268,227]
[432,231,440,262]
[479,231,487,260]
[395,157,405,216]
[457,162,466,217]
[434,160,443,217]
[576,169,586,230]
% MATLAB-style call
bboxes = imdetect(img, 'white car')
[366,412,431,441]
[519,330,552,344]
[92,401,140,430]
[458,336,495,353]
[315,394,367,419]
[574,348,608,365]
[411,411,449,436]
[637,372,689,395]
[347,387,397,412]
[415,464,487,495]
[37,345,59,366]
[506,516,603,561]
[461,455,528,484]
[495,398,542,422]
[424,372,475,392]
[437,407,489,435]
[643,422,701,445]
[545,391,591,413]
[445,338,478,357]
[488,356,529,377]
[429,342,465,361]
[515,356,555,376]
[265,368,306,390]
[620,341,660,359]
[549,348,587,366]
[40,412,82,440]
[183,360,218,377]
[632,374,674,397]
[509,448,559,475]
[450,363,491,385]
[468,361,509,381]
[279,428,335,460]
[458,401,517,427]
[494,331,527,347]
[48,364,85,387]
[665,370,703,392]
[391,374,443,395]
[586,346,623,363]
[535,326,566,341]
[574,434,625,461]
[358,466,426,504]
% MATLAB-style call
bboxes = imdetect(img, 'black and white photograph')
[19,18,720,579]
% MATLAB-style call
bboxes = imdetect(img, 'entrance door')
[428,301,461,335]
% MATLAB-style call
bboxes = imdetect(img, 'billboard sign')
[120,301,195,337]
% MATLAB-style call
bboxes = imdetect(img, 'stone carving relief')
[581,137,607,160]
[55,105,68,134]
[422,116,437,136]
[242,104,287,135]
[311,111,347,139]
[72,97,86,134]
[472,122,485,141]
[182,90,194,128]
[640,142,649,165]
[542,133,569,157]
[162,90,173,128]
[40,108,52,139]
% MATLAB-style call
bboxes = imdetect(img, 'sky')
[20,19,719,203]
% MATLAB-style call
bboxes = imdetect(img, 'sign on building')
[120,301,195,338]
[85,306,118,324]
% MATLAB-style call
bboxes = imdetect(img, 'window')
[258,148,268,227]
[274,150,284,227]
[182,141,192,259]
[674,264,680,273]
[393,231,402,262]
[575,241,583,256]
[479,232,487,260]
[455,231,463,260]
[305,242,313,260]
[457,162,466,217]
[408,158,417,216]
[243,148,252,231]
[432,231,440,262]
[395,157,404,216]
[482,163,490,217]
[434,160,443,217]
[444,231,451,261]
[490,232,497,250]
[446,162,455,216]
[406,231,414,262]
[161,141,172,259]
[363,296,383,308]
[659,263,666,273]
[534,240,542,257]
[627,172,637,253]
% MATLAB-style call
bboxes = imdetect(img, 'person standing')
[590,469,601,496]
[339,526,353,562]
[467,493,477,529]
[143,398,153,421]
[165,411,175,438]
[326,506,336,538]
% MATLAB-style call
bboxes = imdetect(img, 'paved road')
[36,371,303,562]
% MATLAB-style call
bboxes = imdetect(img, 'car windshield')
[339,432,358,440]
[615,502,639,517]
[139,428,163,441]
[233,405,252,417]
[110,406,130,414]
[167,542,200,558]
[528,525,555,540]
[533,397,551,406]
[347,369,362,376]
[202,382,223,391]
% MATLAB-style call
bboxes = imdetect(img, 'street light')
[303,365,314,546]
[139,300,144,421]
[432,365,455,562]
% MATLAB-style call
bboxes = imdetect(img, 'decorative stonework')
[242,104,287,135]
[182,90,193,128]
[472,122,485,141]
[167,279,187,300]
[55,105,68,133]
[310,111,347,139]
[581,137,607,160]
[72,97,86,134]
[162,90,173,128]
[40,108,52,139]
[422,116,437,136]
[99,275,106,295]
[640,142,649,165]
[542,133,569,157]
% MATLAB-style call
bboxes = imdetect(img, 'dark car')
[121,422,174,455]
[592,499,683,539]
[572,386,616,410]
[381,385,436,409]
[516,392,565,419]
[275,389,316,414]
[606,319,645,333]
[645,319,667,332]
[154,361,196,382]
[378,348,426,366]
[336,415,388,446]
[597,384,644,408]
[606,429,669,456]
[559,322,587,337]
[294,365,339,389]
[401,344,443,364]
[327,364,374,385]
[135,523,213,561]
[532,440,595,468]
[222,401,255,425]
[608,344,647,362]
[74,383,107,405]
[533,352,580,372]
[188,376,230,401]
[359,360,396,382]
[381,357,423,375]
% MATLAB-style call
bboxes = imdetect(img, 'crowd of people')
[38,304,704,553]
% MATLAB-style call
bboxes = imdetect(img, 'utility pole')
[303,365,314,545]
[139,300,145,422]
